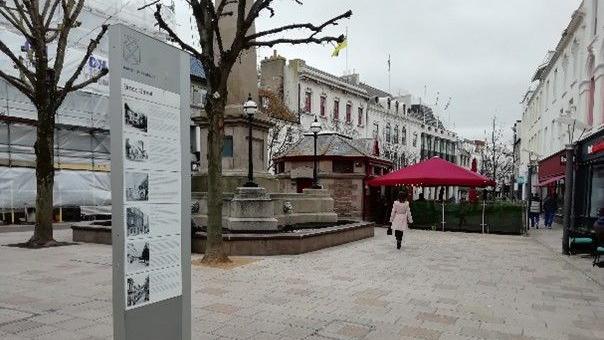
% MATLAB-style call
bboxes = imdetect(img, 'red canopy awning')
[537,174,564,187]
[368,157,496,187]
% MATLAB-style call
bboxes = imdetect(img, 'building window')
[387,98,391,110]
[304,89,312,113]
[393,126,399,144]
[413,132,418,147]
[276,162,285,174]
[358,107,363,126]
[385,123,391,143]
[403,104,407,115]
[222,136,233,157]
[372,123,379,139]
[332,160,354,173]
[345,102,352,123]
[333,99,340,120]
[320,95,326,117]
[260,96,269,109]
[402,127,407,145]
[395,101,399,114]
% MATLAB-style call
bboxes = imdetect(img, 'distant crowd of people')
[529,193,559,229]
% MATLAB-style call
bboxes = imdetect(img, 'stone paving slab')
[0,228,603,339]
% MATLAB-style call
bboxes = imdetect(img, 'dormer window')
[395,101,399,113]
[387,98,391,110]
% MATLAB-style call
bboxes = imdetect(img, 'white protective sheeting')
[0,167,111,209]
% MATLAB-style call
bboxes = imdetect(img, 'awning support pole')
[481,201,486,234]
[441,202,445,232]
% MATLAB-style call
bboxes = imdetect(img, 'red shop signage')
[588,140,604,155]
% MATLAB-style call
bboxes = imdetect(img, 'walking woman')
[389,191,413,249]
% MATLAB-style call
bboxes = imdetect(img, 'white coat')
[389,200,413,231]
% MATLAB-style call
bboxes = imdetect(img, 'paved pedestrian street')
[0,228,602,340]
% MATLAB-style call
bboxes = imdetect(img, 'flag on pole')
[332,38,348,57]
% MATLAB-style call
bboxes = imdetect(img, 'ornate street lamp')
[243,94,258,188]
[310,116,322,189]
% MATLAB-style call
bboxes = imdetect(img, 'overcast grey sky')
[253,0,582,140]
[176,0,581,140]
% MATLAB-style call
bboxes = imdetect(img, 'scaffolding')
[0,1,176,222]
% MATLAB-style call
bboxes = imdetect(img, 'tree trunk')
[201,101,230,264]
[27,103,57,247]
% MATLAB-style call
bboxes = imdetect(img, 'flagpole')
[345,26,349,74]
[388,54,391,94]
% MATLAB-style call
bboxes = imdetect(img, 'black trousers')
[394,230,404,249]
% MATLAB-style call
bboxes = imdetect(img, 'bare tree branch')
[245,34,344,48]
[62,67,107,95]
[0,69,33,99]
[60,24,108,98]
[246,9,352,41]
[53,0,85,80]
[154,4,202,59]
[0,39,35,81]
[44,0,61,29]
[138,0,161,11]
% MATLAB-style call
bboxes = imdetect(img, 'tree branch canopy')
[59,24,109,104]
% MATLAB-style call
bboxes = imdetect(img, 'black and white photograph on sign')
[125,138,148,162]
[127,274,150,308]
[127,241,150,273]
[124,102,148,133]
[125,172,149,201]
[126,206,149,237]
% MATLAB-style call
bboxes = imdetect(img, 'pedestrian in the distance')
[389,191,413,250]
[529,193,542,229]
[543,194,558,229]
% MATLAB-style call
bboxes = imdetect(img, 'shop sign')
[588,140,604,155]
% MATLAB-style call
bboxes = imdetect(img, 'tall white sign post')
[109,24,191,340]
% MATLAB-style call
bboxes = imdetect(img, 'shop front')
[537,149,566,206]
[573,129,604,228]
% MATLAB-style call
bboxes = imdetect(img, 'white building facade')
[260,52,458,174]
[519,0,604,198]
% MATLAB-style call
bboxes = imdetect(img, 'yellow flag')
[331,39,348,57]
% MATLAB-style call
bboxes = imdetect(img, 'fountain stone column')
[227,187,279,232]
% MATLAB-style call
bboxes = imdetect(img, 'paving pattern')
[0,227,602,340]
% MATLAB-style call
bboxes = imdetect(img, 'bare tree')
[481,118,514,198]
[154,0,351,263]
[0,0,108,247]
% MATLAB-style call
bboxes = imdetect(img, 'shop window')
[333,160,354,173]
[589,166,604,217]
[222,136,233,157]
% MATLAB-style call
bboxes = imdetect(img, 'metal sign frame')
[109,24,191,340]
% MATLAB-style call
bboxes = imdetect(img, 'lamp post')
[243,94,258,188]
[310,116,322,189]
